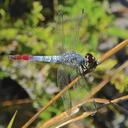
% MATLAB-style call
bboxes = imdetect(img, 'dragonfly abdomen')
[32,56,62,63]
[9,55,62,63]
[9,55,32,60]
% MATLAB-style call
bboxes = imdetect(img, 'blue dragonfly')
[9,10,98,116]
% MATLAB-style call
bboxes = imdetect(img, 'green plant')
[7,111,17,128]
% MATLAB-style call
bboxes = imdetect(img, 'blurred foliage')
[0,0,128,127]
[58,0,113,51]
[111,71,128,92]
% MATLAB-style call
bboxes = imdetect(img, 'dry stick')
[22,39,128,128]
[99,39,128,63]
[56,95,128,128]
[2,99,34,107]
[56,112,95,128]
[40,80,110,127]
[41,58,128,128]
[41,97,110,128]
[41,94,109,128]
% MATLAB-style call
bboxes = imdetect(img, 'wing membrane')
[57,65,89,113]
[56,10,94,115]
[57,65,72,112]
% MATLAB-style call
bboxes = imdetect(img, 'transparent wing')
[57,65,89,113]
[55,10,85,52]
[56,11,75,113]
[74,73,99,112]
[55,10,93,114]
[55,10,85,53]
[71,9,85,52]
[54,10,66,53]
[57,65,73,112]
[59,10,85,53]
[69,74,89,109]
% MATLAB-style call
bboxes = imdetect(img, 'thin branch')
[56,111,95,128]
[99,39,128,63]
[56,95,128,128]
[1,99,34,107]
[40,98,109,128]
[22,39,128,128]
[40,80,109,128]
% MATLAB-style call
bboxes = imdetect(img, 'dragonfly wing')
[57,65,89,115]
[54,11,66,53]
[57,65,73,112]
[56,11,74,113]
[73,71,98,112]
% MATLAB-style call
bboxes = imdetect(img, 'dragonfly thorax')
[79,53,98,75]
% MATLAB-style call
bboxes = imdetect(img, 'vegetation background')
[0,0,128,127]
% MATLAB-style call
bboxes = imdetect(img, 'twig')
[56,95,128,128]
[40,80,109,128]
[99,39,128,63]
[56,111,95,128]
[40,98,109,128]
[22,39,128,128]
[1,99,34,107]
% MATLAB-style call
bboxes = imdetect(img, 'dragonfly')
[9,52,98,115]
[9,11,98,125]
[9,52,98,75]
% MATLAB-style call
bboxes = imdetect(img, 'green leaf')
[7,110,18,128]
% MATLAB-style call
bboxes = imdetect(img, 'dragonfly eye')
[85,53,95,62]
[85,53,97,68]
[85,53,94,62]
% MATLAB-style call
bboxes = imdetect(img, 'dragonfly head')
[79,53,98,75]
